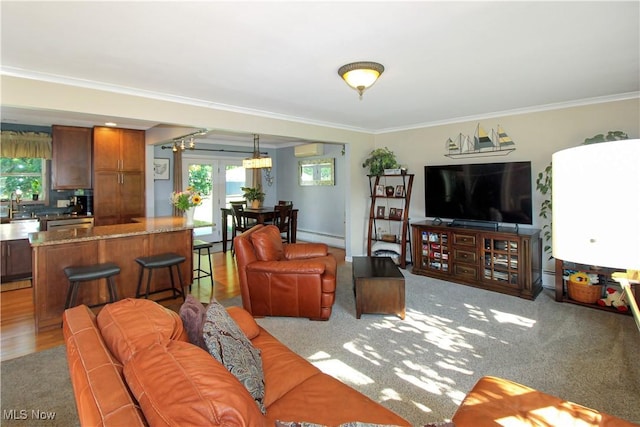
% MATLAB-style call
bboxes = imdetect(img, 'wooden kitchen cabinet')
[93,127,145,225]
[51,125,92,189]
[1,239,32,281]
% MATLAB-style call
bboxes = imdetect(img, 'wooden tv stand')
[411,221,542,300]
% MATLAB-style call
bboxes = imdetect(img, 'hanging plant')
[362,147,399,176]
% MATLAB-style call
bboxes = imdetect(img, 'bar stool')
[64,262,120,309]
[193,239,214,284]
[135,252,186,302]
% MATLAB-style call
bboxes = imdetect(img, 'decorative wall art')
[445,123,516,159]
[154,158,170,180]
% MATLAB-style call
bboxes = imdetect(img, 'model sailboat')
[446,124,516,158]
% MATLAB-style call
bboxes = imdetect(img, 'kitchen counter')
[29,216,191,246]
[31,216,194,332]
[0,220,40,241]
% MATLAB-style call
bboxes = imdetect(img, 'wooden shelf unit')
[411,221,543,299]
[554,259,639,315]
[366,174,414,269]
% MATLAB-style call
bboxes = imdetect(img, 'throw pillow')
[178,294,208,350]
[250,225,284,261]
[203,299,266,414]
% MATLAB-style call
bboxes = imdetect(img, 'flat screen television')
[425,161,533,225]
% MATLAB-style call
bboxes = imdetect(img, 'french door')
[182,156,246,242]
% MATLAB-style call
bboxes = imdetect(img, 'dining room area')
[152,138,346,253]
[221,199,298,253]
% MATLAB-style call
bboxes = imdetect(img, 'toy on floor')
[597,287,629,312]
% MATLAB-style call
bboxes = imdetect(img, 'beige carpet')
[223,264,640,425]
[1,345,78,426]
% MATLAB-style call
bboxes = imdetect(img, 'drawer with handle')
[453,264,477,279]
[453,233,476,246]
[453,249,477,264]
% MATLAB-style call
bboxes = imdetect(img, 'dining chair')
[273,204,293,243]
[264,200,293,226]
[230,203,254,253]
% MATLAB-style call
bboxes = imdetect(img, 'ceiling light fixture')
[338,61,385,100]
[243,134,272,169]
[170,129,207,152]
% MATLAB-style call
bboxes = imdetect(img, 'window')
[0,157,46,200]
[298,158,335,186]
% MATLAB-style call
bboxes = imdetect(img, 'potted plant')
[241,186,265,209]
[362,147,399,176]
[31,179,41,201]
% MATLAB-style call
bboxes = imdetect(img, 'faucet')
[8,192,15,219]
[8,191,22,219]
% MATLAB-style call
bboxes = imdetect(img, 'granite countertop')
[0,220,41,241]
[29,216,192,247]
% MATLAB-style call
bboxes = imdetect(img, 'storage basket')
[567,280,603,304]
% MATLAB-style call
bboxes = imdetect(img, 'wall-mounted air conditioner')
[294,143,324,158]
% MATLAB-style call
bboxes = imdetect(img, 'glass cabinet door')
[483,237,519,286]
[421,231,449,272]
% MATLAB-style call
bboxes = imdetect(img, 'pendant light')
[243,134,272,169]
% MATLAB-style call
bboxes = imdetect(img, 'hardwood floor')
[0,245,345,362]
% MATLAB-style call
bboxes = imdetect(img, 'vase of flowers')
[171,187,202,226]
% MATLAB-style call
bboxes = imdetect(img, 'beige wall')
[2,75,638,264]
[373,98,639,269]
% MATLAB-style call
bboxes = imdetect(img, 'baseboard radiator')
[296,229,345,249]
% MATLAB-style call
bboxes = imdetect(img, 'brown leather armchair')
[234,224,337,320]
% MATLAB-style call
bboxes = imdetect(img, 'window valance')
[1,131,53,159]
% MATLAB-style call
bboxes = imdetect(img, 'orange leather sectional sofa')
[62,290,637,426]
[62,298,411,426]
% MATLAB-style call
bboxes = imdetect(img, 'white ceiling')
[1,1,639,145]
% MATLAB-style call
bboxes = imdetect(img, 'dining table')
[220,206,298,252]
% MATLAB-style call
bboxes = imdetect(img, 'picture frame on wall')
[394,185,405,197]
[376,206,386,218]
[154,158,170,180]
[375,185,385,196]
